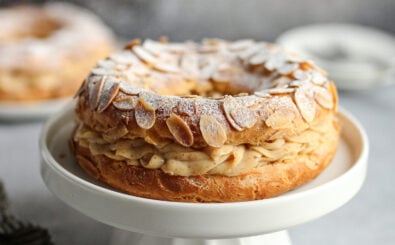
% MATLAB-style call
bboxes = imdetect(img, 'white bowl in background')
[277,23,395,90]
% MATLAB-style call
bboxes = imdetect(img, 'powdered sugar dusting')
[80,39,335,138]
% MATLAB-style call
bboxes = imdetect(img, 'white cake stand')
[40,105,368,245]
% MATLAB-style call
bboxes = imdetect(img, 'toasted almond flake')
[88,76,104,110]
[271,76,292,88]
[254,91,271,98]
[112,93,138,110]
[289,80,303,87]
[248,50,270,65]
[329,82,338,111]
[222,96,243,131]
[293,69,308,80]
[311,71,326,85]
[91,68,116,76]
[200,115,227,147]
[143,39,165,56]
[124,39,141,50]
[200,58,218,79]
[133,46,157,64]
[97,78,120,112]
[314,86,333,109]
[230,107,257,129]
[135,97,156,129]
[295,88,316,122]
[286,53,304,63]
[166,113,194,147]
[180,53,199,77]
[278,63,299,75]
[267,87,295,95]
[238,44,261,60]
[119,83,141,95]
[110,52,140,65]
[154,63,181,73]
[265,51,287,71]
[228,39,254,51]
[97,59,116,69]
[198,45,219,53]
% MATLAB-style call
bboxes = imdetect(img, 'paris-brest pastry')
[71,39,339,202]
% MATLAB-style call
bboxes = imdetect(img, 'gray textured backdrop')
[65,0,395,41]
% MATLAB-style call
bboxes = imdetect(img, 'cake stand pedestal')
[40,106,368,245]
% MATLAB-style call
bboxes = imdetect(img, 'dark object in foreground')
[0,181,54,245]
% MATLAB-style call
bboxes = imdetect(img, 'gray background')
[1,0,395,244]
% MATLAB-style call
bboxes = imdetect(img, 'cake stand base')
[40,106,368,245]
[110,229,291,245]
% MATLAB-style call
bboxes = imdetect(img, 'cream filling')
[74,118,337,177]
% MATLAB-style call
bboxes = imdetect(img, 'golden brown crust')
[73,130,338,202]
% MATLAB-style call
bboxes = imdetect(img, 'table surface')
[0,84,394,245]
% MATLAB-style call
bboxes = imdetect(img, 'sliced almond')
[293,69,308,80]
[200,115,227,147]
[97,59,116,69]
[265,51,287,71]
[143,39,165,56]
[329,82,338,111]
[271,76,292,88]
[314,86,333,109]
[166,113,194,147]
[180,53,199,77]
[91,67,116,76]
[230,107,257,129]
[248,50,270,65]
[110,52,140,65]
[311,71,326,85]
[199,58,218,79]
[222,96,243,131]
[119,83,140,95]
[198,45,219,53]
[97,78,120,112]
[267,87,294,95]
[133,46,157,65]
[238,44,261,60]
[154,62,180,73]
[254,91,271,98]
[295,88,316,122]
[124,39,141,50]
[289,80,303,87]
[88,76,104,110]
[278,63,299,75]
[228,39,254,51]
[112,93,138,110]
[135,97,156,129]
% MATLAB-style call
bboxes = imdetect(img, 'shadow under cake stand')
[40,105,368,245]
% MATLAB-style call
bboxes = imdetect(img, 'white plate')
[40,106,368,243]
[0,98,71,121]
[277,23,395,90]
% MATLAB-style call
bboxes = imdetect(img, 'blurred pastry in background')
[0,2,115,102]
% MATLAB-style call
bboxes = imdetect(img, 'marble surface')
[0,83,394,244]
